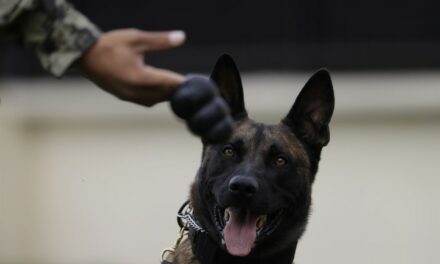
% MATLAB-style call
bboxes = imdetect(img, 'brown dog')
[163,54,334,264]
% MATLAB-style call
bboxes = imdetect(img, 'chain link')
[177,201,206,233]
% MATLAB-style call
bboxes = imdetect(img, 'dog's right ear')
[210,54,247,119]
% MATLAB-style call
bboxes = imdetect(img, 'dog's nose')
[228,176,259,197]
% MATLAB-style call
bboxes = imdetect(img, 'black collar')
[178,201,298,264]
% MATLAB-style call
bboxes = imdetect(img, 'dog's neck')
[189,227,297,264]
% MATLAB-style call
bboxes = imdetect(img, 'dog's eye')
[222,146,236,158]
[275,156,287,166]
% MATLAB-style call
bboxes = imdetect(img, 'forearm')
[0,0,101,77]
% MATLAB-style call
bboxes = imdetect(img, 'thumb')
[133,30,186,52]
[137,66,185,92]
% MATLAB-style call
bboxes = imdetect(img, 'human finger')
[133,30,186,52]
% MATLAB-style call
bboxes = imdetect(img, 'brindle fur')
[174,54,334,264]
[174,238,200,264]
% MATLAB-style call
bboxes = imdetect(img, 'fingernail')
[169,30,186,46]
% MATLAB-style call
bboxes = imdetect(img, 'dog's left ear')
[283,69,335,147]
[210,54,247,119]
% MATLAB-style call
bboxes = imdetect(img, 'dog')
[167,54,334,264]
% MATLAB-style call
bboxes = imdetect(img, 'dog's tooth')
[224,209,230,222]
[256,215,267,230]
[221,238,225,246]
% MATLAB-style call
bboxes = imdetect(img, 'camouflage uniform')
[0,0,101,76]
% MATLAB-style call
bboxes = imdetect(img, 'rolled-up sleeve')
[0,0,101,77]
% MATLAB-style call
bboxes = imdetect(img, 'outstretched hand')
[79,29,233,142]
[79,29,186,107]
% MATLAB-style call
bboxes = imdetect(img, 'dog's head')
[190,54,334,257]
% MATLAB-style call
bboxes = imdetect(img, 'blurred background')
[1,0,440,263]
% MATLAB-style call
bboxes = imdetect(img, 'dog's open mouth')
[214,206,284,256]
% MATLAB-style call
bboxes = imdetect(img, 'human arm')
[1,0,186,107]
[0,0,232,140]
[0,0,101,76]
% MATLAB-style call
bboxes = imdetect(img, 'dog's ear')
[210,54,247,119]
[283,69,335,147]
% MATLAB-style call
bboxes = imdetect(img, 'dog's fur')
[174,55,334,264]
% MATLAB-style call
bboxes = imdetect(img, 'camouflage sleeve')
[0,0,101,77]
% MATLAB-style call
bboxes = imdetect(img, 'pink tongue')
[223,209,258,256]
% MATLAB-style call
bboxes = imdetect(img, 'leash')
[161,201,297,264]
